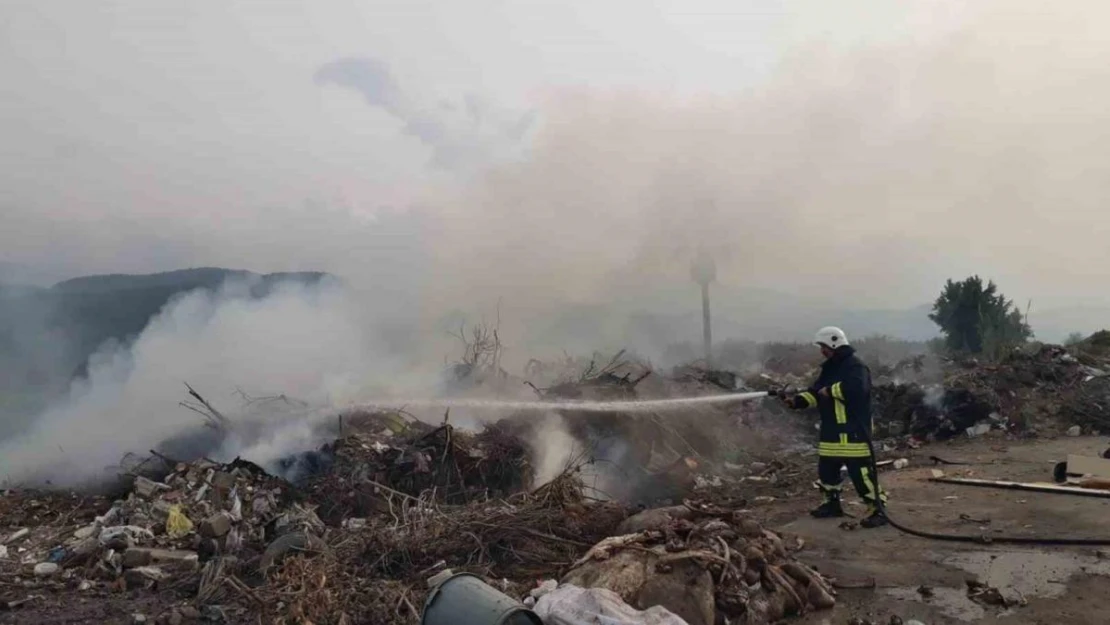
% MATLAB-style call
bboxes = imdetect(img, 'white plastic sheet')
[533,585,689,625]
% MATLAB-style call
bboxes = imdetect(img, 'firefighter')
[782,326,888,528]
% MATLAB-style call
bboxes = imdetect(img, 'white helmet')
[815,326,849,349]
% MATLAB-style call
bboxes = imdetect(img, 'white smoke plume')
[0,279,439,485]
[7,0,1110,483]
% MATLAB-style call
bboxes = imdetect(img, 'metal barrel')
[421,573,543,625]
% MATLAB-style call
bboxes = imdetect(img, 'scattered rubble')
[560,500,835,625]
[5,337,1109,623]
[870,341,1110,441]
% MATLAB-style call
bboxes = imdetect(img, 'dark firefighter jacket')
[787,345,873,458]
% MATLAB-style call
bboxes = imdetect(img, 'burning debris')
[298,411,533,524]
[9,335,1110,623]
[0,362,837,625]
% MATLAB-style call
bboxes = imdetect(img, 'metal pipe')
[701,281,712,368]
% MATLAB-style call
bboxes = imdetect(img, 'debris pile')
[872,383,997,440]
[528,349,653,400]
[559,500,835,625]
[300,413,533,525]
[872,342,1110,440]
[0,454,326,624]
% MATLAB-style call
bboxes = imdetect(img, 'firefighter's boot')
[860,504,888,528]
[810,496,844,519]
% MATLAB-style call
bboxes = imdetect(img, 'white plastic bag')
[533,585,689,625]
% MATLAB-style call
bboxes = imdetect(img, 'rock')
[122,548,153,569]
[212,471,236,491]
[561,546,716,625]
[258,532,327,574]
[341,517,367,530]
[123,566,166,589]
[133,477,168,499]
[806,582,835,609]
[132,614,148,624]
[723,462,747,474]
[271,504,325,538]
[167,612,183,625]
[73,525,99,540]
[99,526,154,549]
[122,548,198,571]
[178,606,201,620]
[196,538,220,560]
[562,549,651,603]
[737,519,764,538]
[636,559,715,625]
[893,458,910,470]
[427,569,455,588]
[199,512,232,539]
[530,579,558,599]
[617,506,694,534]
[4,528,29,544]
[33,562,59,577]
[78,580,92,591]
[966,423,991,438]
[1067,425,1082,437]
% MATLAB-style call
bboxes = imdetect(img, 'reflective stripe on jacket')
[787,345,873,457]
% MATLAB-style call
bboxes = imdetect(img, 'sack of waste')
[534,584,689,625]
[165,505,194,539]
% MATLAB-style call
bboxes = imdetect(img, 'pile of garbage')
[871,383,997,440]
[298,411,533,524]
[0,351,858,624]
[0,454,327,623]
[871,342,1110,441]
[0,422,833,625]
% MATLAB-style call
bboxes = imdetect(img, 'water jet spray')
[342,391,771,414]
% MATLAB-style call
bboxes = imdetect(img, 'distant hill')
[0,268,330,428]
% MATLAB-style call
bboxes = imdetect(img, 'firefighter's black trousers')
[817,456,888,510]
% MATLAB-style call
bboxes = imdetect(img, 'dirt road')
[758,435,1110,624]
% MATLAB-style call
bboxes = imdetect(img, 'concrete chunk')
[124,566,167,589]
[259,532,327,574]
[123,548,199,571]
[34,562,60,577]
[199,512,232,539]
[133,477,168,499]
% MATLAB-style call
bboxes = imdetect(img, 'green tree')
[928,276,1032,356]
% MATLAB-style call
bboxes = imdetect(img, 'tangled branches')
[361,469,626,581]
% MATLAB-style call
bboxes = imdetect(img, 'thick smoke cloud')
[0,280,442,485]
[5,1,1110,482]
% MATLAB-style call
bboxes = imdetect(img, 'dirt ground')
[756,434,1110,625]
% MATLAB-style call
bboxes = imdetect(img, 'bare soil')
[759,434,1110,625]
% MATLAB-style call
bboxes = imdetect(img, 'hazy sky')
[7,0,1110,482]
[3,1,1110,316]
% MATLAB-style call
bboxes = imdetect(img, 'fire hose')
[763,389,1110,546]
